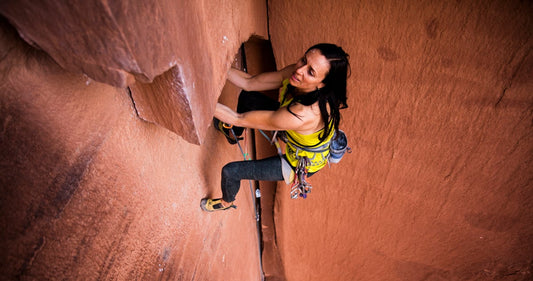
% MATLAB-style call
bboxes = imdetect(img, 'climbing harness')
[257,130,317,199]
[259,129,351,199]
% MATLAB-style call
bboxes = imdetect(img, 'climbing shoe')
[213,118,242,145]
[200,198,236,212]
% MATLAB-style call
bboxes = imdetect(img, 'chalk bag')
[329,130,350,164]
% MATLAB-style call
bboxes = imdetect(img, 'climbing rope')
[227,126,264,281]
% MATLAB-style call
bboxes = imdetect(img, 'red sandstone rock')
[0,0,268,145]
[0,18,262,280]
[1,0,532,280]
[269,0,533,280]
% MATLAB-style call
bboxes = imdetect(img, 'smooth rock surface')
[268,0,532,280]
[1,0,532,280]
[0,19,262,280]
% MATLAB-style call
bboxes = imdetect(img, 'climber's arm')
[215,102,316,133]
[226,64,295,92]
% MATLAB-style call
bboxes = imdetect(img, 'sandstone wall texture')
[268,0,532,280]
[0,0,268,144]
[1,0,532,281]
[0,2,268,280]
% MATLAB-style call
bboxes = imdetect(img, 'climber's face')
[289,49,330,93]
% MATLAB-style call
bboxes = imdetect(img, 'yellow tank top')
[279,79,335,173]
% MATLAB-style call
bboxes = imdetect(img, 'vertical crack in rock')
[265,0,272,40]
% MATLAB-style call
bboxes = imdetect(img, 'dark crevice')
[239,42,265,280]
[495,87,508,107]
[126,87,141,118]
[265,0,271,41]
[239,37,286,280]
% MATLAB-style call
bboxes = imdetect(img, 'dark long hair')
[287,43,350,142]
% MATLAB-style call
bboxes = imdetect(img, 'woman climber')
[201,43,350,211]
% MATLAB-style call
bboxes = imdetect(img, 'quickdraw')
[259,130,319,200]
[289,156,312,199]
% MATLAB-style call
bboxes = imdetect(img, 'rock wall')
[0,0,268,144]
[2,0,532,280]
[0,2,267,280]
[268,0,532,280]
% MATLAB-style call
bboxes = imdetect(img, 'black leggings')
[221,155,284,202]
[221,91,283,202]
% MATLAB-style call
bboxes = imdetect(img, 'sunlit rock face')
[268,0,533,280]
[0,1,268,280]
[0,0,267,144]
[1,0,532,280]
